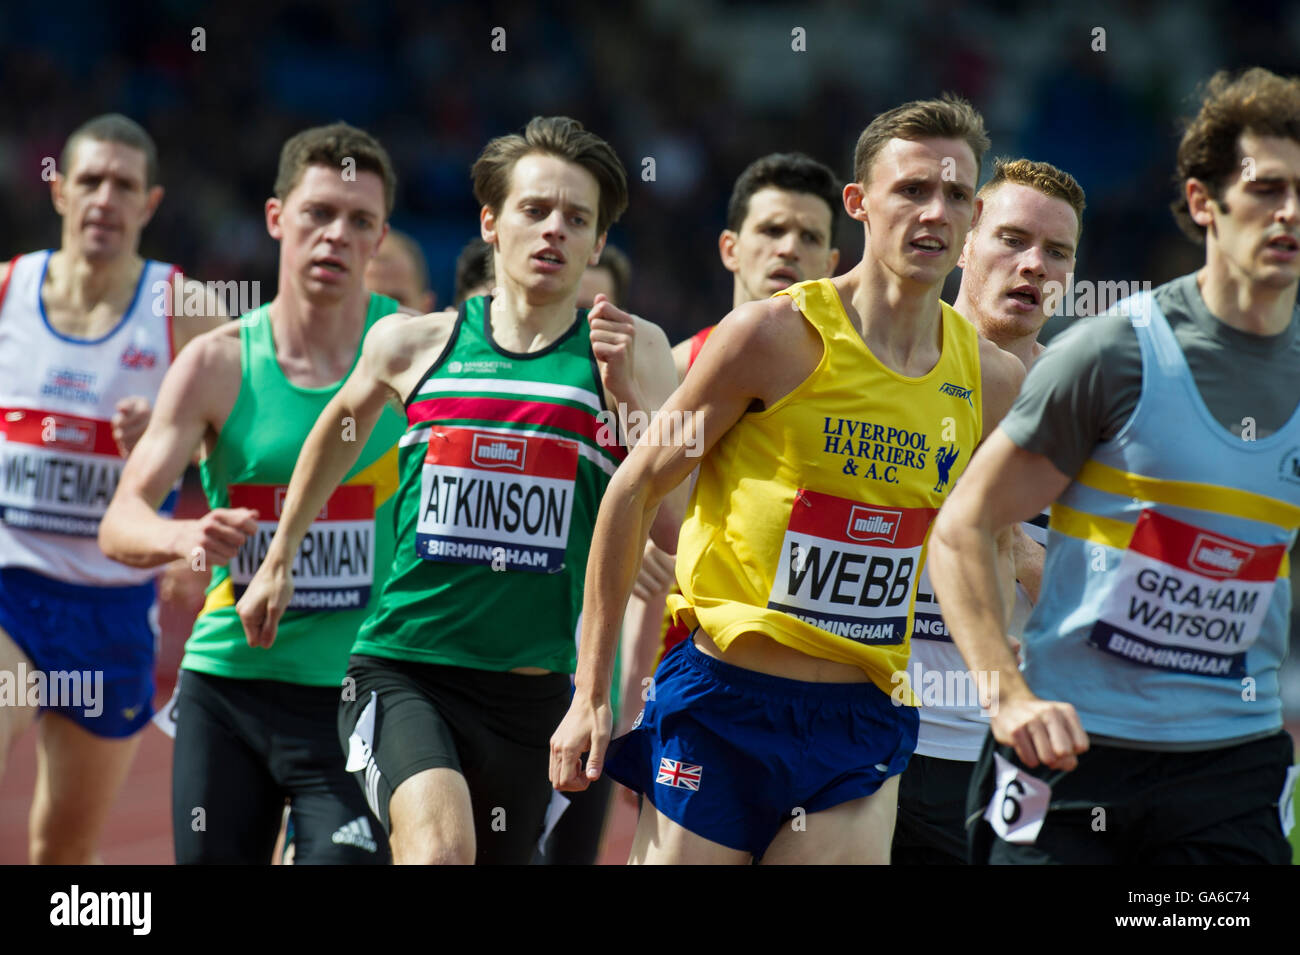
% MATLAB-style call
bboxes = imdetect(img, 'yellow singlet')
[667,278,983,698]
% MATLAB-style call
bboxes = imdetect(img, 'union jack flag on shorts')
[656,757,702,790]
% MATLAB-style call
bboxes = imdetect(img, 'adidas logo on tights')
[331,816,378,853]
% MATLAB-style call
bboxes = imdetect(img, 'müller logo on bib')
[471,433,527,471]
[845,505,903,544]
[1188,534,1253,578]
[40,414,96,451]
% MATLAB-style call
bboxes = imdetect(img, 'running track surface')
[2,477,1295,864]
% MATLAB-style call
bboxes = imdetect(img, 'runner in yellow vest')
[550,95,1025,864]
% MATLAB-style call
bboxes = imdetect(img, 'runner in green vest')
[101,123,404,864]
[237,116,682,864]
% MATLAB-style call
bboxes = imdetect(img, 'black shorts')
[172,669,388,865]
[966,729,1296,865]
[338,653,571,865]
[892,753,975,865]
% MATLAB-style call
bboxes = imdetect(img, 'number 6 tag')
[984,752,1051,844]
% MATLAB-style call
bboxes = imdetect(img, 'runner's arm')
[928,430,1087,769]
[551,300,792,790]
[100,331,255,567]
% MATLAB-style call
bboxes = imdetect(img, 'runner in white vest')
[0,115,224,863]
[893,157,1085,864]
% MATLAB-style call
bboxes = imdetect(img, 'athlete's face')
[267,164,388,303]
[482,153,605,306]
[1193,133,1300,290]
[52,139,163,264]
[720,187,838,303]
[576,265,617,309]
[365,235,432,312]
[851,137,977,288]
[957,183,1078,341]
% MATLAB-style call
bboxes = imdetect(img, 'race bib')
[416,427,578,573]
[1089,510,1283,679]
[910,561,951,642]
[984,752,1051,844]
[0,407,122,536]
[228,483,376,611]
[766,489,936,645]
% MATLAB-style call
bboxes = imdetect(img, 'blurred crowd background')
[3,0,1299,332]
[1,0,1299,692]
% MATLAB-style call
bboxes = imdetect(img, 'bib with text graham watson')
[227,484,376,611]
[1089,510,1284,679]
[0,407,122,537]
[416,426,578,573]
[767,488,936,644]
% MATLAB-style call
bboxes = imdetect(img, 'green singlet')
[181,293,408,686]
[352,294,626,675]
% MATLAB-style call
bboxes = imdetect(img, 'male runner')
[929,67,1300,864]
[0,114,224,863]
[100,122,403,864]
[670,152,842,379]
[621,153,843,723]
[365,228,435,312]
[236,116,680,865]
[551,96,1025,864]
[893,158,1085,865]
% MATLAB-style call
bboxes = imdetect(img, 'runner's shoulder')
[978,335,1026,391]
[176,320,241,377]
[363,307,458,377]
[710,296,810,359]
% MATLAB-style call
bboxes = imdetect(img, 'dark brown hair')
[61,114,159,187]
[1172,68,1300,242]
[853,94,990,186]
[726,152,841,237]
[591,244,632,306]
[274,122,397,216]
[472,116,628,235]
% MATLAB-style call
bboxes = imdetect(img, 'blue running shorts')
[604,635,918,857]
[0,567,157,738]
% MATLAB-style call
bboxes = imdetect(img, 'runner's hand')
[588,294,637,403]
[990,695,1088,772]
[632,538,676,601]
[173,508,259,565]
[237,559,294,650]
[111,396,152,456]
[549,693,613,792]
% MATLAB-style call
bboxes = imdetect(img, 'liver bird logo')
[933,444,961,492]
